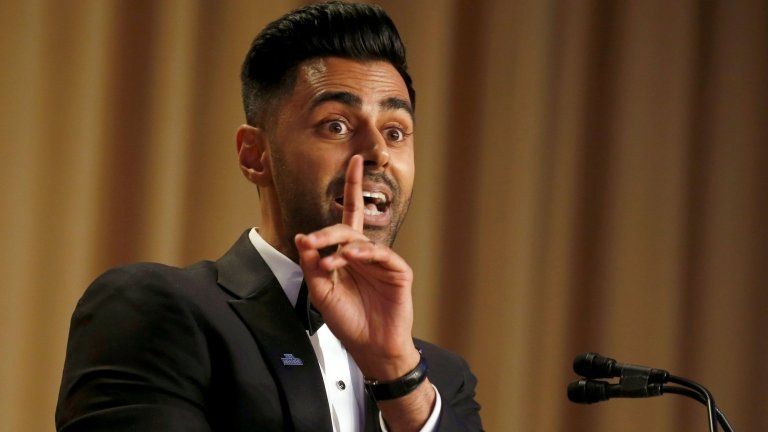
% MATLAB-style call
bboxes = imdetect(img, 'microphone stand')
[664,375,729,432]
[568,353,734,432]
[662,385,733,432]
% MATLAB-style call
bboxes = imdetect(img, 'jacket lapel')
[217,231,333,432]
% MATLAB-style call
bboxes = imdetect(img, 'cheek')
[284,147,348,194]
[304,151,347,176]
[390,150,415,194]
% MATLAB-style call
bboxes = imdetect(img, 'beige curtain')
[1,0,765,430]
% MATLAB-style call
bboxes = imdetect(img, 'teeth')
[364,204,384,216]
[362,191,387,204]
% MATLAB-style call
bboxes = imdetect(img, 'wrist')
[364,352,428,401]
[356,346,421,382]
[378,379,436,431]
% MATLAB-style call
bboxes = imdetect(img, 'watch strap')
[364,354,428,401]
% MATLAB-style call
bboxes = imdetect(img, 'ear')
[236,124,272,186]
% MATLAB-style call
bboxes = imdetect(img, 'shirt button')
[336,380,346,390]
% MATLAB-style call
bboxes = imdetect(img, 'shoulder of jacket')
[82,260,216,303]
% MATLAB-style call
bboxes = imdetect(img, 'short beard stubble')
[270,146,411,261]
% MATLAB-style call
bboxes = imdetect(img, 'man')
[56,2,482,431]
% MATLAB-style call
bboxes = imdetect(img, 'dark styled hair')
[240,1,415,127]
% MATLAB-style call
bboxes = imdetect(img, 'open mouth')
[334,191,390,216]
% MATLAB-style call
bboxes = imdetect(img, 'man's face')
[267,57,415,248]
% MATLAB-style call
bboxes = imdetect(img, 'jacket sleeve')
[55,265,212,432]
[414,340,483,431]
[435,355,483,431]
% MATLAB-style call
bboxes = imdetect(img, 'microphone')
[573,352,669,383]
[568,353,732,432]
[567,379,662,404]
[568,378,733,431]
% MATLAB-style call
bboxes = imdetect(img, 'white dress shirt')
[248,228,440,431]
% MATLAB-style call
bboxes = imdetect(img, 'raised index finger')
[342,154,364,232]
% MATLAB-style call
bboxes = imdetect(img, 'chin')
[364,226,396,247]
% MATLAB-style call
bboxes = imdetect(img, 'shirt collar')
[248,228,304,307]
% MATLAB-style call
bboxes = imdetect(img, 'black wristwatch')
[364,354,429,401]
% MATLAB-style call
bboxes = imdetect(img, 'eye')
[324,120,350,136]
[384,127,408,142]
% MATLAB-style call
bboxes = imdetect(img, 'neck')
[258,193,300,263]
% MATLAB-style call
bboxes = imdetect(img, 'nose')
[355,126,390,171]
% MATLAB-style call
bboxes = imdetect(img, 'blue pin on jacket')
[280,353,304,366]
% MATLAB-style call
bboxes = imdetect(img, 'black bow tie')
[295,280,324,335]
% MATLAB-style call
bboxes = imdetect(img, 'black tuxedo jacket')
[56,231,482,431]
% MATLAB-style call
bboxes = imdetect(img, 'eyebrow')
[309,91,414,120]
[380,97,414,119]
[309,91,362,111]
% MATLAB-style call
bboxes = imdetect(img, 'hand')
[294,155,419,380]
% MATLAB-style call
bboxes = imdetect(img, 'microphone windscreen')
[573,352,616,378]
[567,379,608,404]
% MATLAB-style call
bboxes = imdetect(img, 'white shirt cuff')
[378,384,441,432]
